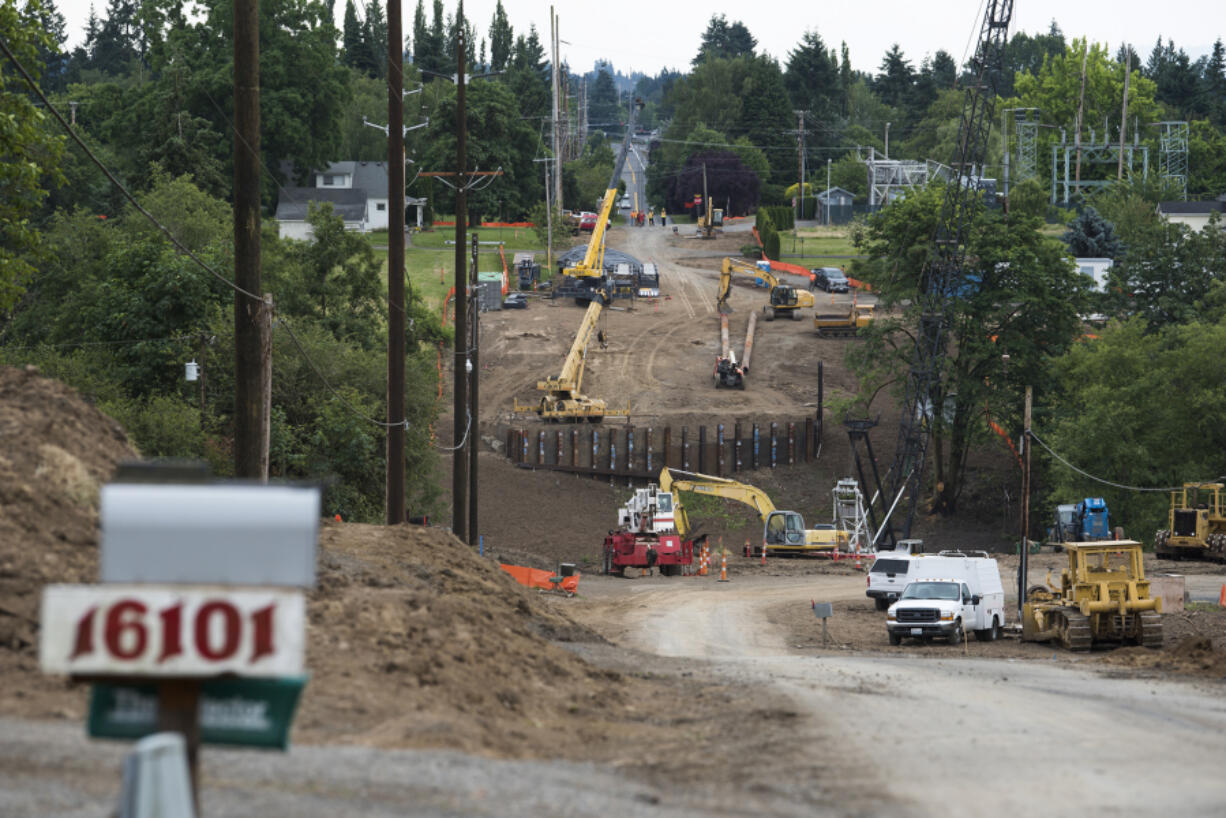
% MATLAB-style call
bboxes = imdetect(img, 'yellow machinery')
[659,468,848,556]
[814,303,875,338]
[1154,482,1226,562]
[1021,540,1162,651]
[717,257,815,321]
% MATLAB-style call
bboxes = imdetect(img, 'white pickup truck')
[885,552,1005,645]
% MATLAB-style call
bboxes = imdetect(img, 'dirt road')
[572,573,1226,815]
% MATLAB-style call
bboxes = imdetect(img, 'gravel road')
[602,573,1226,816]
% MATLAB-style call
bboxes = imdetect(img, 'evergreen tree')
[1064,206,1122,259]
[1204,38,1226,127]
[342,0,363,71]
[1146,38,1201,117]
[489,0,513,73]
[363,0,387,79]
[33,0,69,92]
[784,30,838,120]
[506,26,548,119]
[588,68,619,130]
[875,44,914,111]
[411,0,429,68]
[839,42,852,115]
[693,14,756,66]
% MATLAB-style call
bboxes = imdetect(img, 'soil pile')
[0,366,136,665]
[297,520,704,759]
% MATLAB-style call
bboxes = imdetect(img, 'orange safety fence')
[433,221,535,228]
[499,563,580,594]
[987,417,1023,469]
[441,286,455,327]
[753,225,872,292]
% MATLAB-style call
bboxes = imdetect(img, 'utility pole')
[233,0,269,481]
[385,0,406,523]
[452,24,469,543]
[468,232,479,545]
[825,158,831,226]
[1074,43,1089,185]
[1001,107,1010,201]
[535,157,553,271]
[551,7,562,210]
[884,121,890,159]
[1118,50,1132,180]
[793,110,807,236]
[1018,385,1032,623]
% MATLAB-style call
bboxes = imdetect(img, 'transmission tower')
[1014,109,1039,182]
[1157,121,1188,200]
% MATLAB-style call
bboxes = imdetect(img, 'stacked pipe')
[741,312,758,374]
[720,314,731,358]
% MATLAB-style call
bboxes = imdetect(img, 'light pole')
[826,158,832,226]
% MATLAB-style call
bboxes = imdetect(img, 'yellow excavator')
[717,257,815,321]
[659,468,848,556]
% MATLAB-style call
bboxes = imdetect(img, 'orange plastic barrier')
[752,223,872,291]
[432,221,536,228]
[988,419,1023,469]
[500,563,580,593]
[498,245,509,295]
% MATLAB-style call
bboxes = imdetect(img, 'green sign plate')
[87,676,308,749]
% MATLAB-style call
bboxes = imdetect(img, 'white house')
[1074,257,1114,291]
[275,161,424,240]
[1156,198,1226,232]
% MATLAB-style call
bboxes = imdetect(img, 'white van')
[885,551,1005,645]
[865,539,925,610]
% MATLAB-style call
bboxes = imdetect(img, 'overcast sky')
[54,0,1219,76]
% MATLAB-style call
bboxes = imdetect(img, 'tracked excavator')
[717,257,814,321]
[659,468,848,556]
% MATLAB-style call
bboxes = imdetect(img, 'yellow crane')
[717,257,815,321]
[659,468,848,556]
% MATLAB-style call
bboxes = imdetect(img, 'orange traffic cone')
[761,542,767,566]
[335,513,342,522]
[855,545,862,571]
[1219,584,1226,607]
[718,551,729,582]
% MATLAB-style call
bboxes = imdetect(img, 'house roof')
[274,187,367,222]
[1158,200,1225,215]
[319,161,357,178]
[351,161,390,195]
[819,187,855,201]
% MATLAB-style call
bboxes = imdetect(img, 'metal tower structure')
[1157,121,1188,201]
[1014,109,1039,182]
[1051,130,1148,205]
[865,150,951,206]
[832,478,873,554]
[847,0,1014,548]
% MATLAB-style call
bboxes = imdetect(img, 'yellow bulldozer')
[1021,540,1162,651]
[1154,481,1226,562]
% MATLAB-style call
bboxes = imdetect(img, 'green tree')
[849,183,1086,515]
[0,0,66,311]
[588,68,619,130]
[341,0,363,71]
[784,30,839,120]
[488,0,512,73]
[874,44,914,111]
[1044,317,1226,537]
[361,0,387,79]
[1063,206,1121,258]
[692,14,756,66]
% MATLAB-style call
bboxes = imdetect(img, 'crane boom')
[850,0,1013,547]
[537,297,602,393]
[659,468,777,537]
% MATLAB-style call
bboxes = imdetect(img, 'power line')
[1027,430,1182,493]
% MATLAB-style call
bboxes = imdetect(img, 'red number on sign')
[70,606,97,659]
[104,600,149,660]
[157,602,183,662]
[195,601,241,660]
[250,603,275,663]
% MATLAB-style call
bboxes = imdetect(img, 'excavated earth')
[2,218,1225,811]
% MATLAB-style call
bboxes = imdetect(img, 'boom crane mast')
[851,0,1014,547]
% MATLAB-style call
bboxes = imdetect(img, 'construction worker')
[648,208,654,226]
[661,211,667,227]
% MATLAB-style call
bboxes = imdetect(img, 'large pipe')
[720,313,731,359]
[741,312,758,374]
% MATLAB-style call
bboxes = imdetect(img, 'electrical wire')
[434,408,472,452]
[1027,430,1182,493]
[0,34,263,305]
[275,318,408,430]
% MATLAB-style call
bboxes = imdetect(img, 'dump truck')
[814,303,875,337]
[1154,482,1226,562]
[1021,540,1162,651]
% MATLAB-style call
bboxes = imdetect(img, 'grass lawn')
[365,226,563,311]
[774,226,863,269]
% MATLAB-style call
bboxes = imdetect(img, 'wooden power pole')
[386,0,406,523]
[233,0,269,481]
[452,26,469,543]
[1018,385,1032,623]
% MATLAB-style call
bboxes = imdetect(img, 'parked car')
[619,195,631,209]
[866,539,926,609]
[503,293,528,309]
[578,212,598,231]
[812,267,850,293]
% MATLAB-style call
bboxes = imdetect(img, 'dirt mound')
[297,520,693,758]
[0,366,136,661]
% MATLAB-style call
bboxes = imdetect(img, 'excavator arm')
[659,468,778,538]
